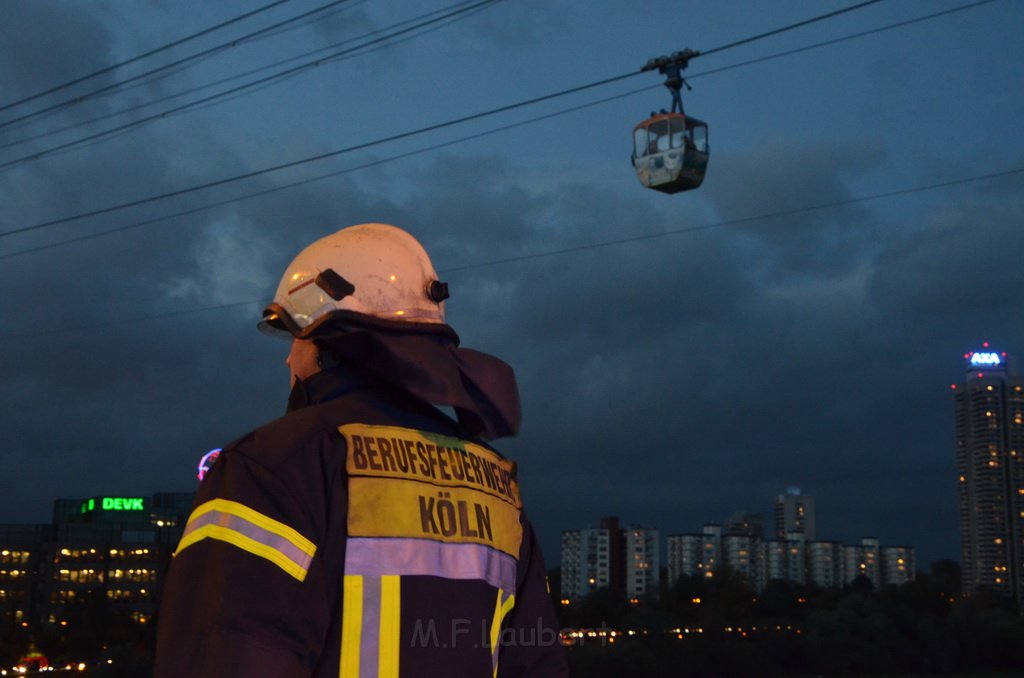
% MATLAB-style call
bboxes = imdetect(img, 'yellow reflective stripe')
[341,575,363,677]
[176,523,309,581]
[489,590,503,664]
[490,589,516,678]
[175,499,317,582]
[378,575,401,678]
[189,499,316,558]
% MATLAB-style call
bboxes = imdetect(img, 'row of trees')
[552,561,1024,676]
[5,560,1021,676]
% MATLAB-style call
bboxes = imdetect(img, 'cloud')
[163,215,278,304]
[0,3,117,105]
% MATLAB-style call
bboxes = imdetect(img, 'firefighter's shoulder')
[224,402,344,473]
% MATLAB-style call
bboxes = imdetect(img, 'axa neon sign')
[80,497,146,513]
[970,352,1002,367]
[965,343,1006,369]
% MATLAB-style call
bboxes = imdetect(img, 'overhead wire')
[6,0,997,260]
[0,0,355,134]
[49,0,373,110]
[0,85,660,261]
[2,164,1021,341]
[441,168,1024,273]
[0,0,864,151]
[0,67,624,240]
[0,0,293,115]
[0,0,996,255]
[0,0,500,171]
[235,0,370,44]
[698,0,884,57]
[0,0,896,240]
[180,0,502,116]
[0,0,428,154]
[689,0,999,81]
[0,0,500,167]
[2,0,881,134]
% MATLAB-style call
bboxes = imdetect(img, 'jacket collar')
[293,322,521,441]
[285,366,369,413]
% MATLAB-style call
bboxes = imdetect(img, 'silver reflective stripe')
[345,537,516,593]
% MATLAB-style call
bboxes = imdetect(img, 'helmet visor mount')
[257,303,305,339]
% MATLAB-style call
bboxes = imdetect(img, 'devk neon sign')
[80,497,146,513]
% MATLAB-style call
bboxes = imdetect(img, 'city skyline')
[0,347,997,572]
[0,348,993,572]
[560,504,916,602]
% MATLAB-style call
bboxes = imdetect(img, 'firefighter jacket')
[154,362,569,677]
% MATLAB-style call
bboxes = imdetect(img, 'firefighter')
[154,223,568,677]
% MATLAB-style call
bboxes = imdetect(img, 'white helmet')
[258,223,449,338]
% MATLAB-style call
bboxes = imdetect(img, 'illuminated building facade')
[954,345,1024,609]
[720,514,765,588]
[806,541,841,589]
[624,527,659,602]
[558,530,582,602]
[0,493,193,630]
[841,537,880,588]
[666,534,701,586]
[764,540,788,584]
[700,523,722,579]
[880,546,916,587]
[774,487,816,541]
[667,524,725,585]
[722,534,762,587]
[763,533,806,587]
[560,517,654,602]
[0,527,47,629]
[670,525,911,592]
[560,523,613,602]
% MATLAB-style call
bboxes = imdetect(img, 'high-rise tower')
[954,344,1024,609]
[774,487,816,541]
[559,516,624,602]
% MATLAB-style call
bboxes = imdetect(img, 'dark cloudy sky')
[1,0,1022,570]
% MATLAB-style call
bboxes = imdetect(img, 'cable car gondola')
[632,49,709,194]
